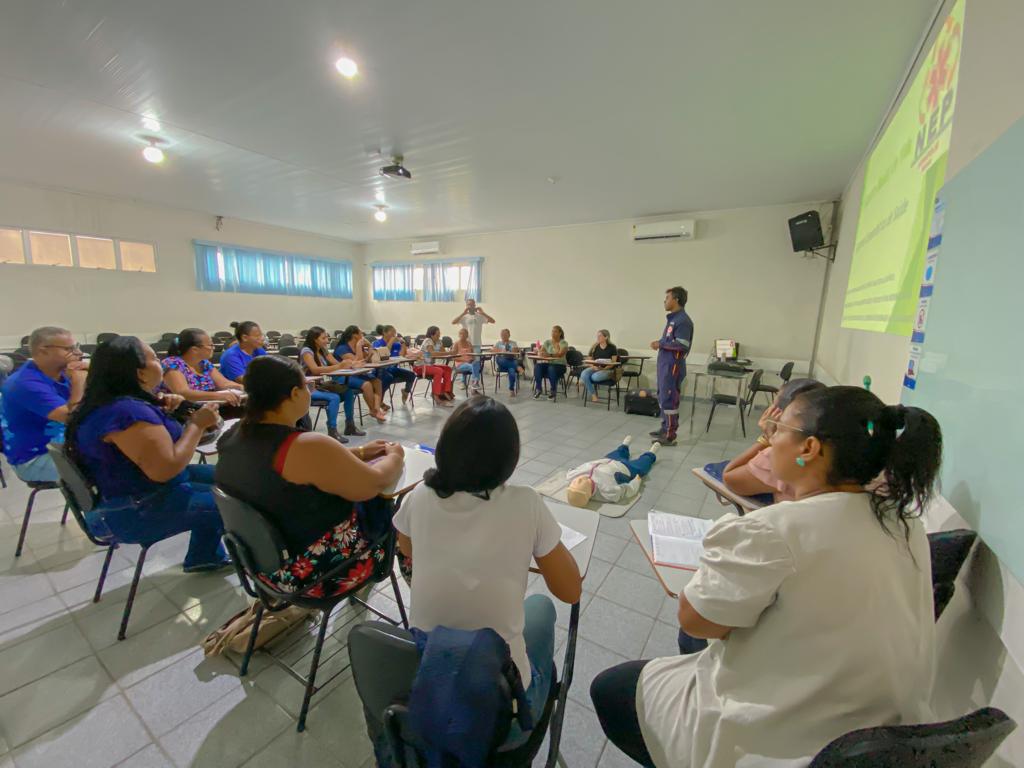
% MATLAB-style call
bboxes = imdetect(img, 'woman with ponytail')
[393,397,582,737]
[162,328,244,413]
[592,385,941,768]
[215,355,404,595]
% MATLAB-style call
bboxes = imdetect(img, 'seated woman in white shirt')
[393,397,582,735]
[590,385,941,768]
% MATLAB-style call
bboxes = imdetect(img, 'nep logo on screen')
[914,13,963,171]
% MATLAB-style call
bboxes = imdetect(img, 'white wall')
[0,180,363,347]
[815,1,1024,762]
[363,202,831,383]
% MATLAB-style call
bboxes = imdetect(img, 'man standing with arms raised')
[649,287,693,446]
[452,298,495,394]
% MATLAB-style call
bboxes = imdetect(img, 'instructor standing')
[649,286,693,446]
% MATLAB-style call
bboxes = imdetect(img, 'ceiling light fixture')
[374,189,387,203]
[335,56,359,78]
[141,137,166,164]
[142,114,161,132]
[373,204,388,223]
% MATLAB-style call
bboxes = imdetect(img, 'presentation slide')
[842,0,964,335]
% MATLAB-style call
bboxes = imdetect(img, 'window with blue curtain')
[421,258,482,302]
[193,241,353,298]
[372,263,416,301]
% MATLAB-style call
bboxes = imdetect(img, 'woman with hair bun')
[218,321,266,383]
[592,385,942,768]
[215,355,404,595]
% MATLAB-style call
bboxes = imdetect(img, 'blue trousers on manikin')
[604,444,657,483]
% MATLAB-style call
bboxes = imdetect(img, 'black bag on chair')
[624,389,661,417]
[316,379,349,396]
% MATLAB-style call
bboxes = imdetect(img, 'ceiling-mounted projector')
[379,155,412,180]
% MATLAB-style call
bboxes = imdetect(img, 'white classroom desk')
[630,518,695,598]
[691,466,765,516]
[195,418,240,464]
[531,499,599,579]
[379,446,436,500]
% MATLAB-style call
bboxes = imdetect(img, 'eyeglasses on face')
[43,343,81,353]
[762,417,811,435]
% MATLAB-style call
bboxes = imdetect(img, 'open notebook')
[648,511,714,570]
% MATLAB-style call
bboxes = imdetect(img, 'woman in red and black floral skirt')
[215,356,405,596]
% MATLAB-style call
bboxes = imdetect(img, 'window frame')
[0,223,157,273]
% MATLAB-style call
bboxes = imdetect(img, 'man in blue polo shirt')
[649,286,694,447]
[1,326,87,482]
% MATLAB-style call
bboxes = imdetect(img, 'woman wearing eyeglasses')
[161,328,245,415]
[591,385,941,768]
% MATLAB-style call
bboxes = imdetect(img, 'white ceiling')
[0,0,938,242]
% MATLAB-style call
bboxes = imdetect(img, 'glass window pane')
[29,231,73,267]
[120,241,156,272]
[459,265,471,289]
[76,236,116,269]
[0,228,25,264]
[413,267,424,291]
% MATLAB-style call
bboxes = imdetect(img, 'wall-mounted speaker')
[788,210,825,252]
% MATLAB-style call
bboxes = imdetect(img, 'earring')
[796,457,806,468]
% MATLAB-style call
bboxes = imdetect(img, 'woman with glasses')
[591,385,941,768]
[161,328,244,415]
[720,378,825,502]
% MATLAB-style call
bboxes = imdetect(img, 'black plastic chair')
[47,445,153,640]
[492,353,522,394]
[265,331,282,340]
[96,333,119,344]
[279,334,296,348]
[20,334,30,346]
[779,361,795,384]
[744,369,778,415]
[349,622,566,768]
[928,529,977,620]
[441,335,454,349]
[564,348,586,393]
[160,332,178,342]
[704,363,748,438]
[617,348,645,392]
[13,469,67,557]
[277,345,300,359]
[809,707,1015,767]
[213,488,409,731]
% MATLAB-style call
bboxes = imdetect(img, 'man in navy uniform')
[649,287,693,446]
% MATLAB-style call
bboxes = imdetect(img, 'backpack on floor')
[624,389,661,417]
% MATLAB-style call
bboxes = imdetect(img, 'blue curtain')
[422,262,455,302]
[372,264,416,301]
[193,241,352,298]
[465,260,481,301]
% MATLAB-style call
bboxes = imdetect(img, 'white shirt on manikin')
[565,459,642,503]
[637,492,935,768]
[392,482,563,686]
[459,312,486,349]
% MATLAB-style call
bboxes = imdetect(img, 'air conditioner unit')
[632,219,696,242]
[410,241,441,256]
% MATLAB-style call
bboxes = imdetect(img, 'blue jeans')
[311,389,355,429]
[496,357,519,390]
[455,361,482,385]
[85,464,226,569]
[533,363,564,393]
[13,452,58,483]
[508,594,557,744]
[380,367,416,394]
[605,443,657,482]
[581,368,613,397]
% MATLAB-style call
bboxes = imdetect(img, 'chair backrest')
[350,622,529,768]
[265,330,281,339]
[20,335,30,345]
[441,335,453,348]
[160,332,178,342]
[79,344,98,354]
[415,334,426,346]
[47,443,98,514]
[779,361,795,382]
[928,529,977,619]
[279,334,295,346]
[298,330,308,338]
[566,348,584,367]
[748,369,764,391]
[213,487,291,574]
[277,345,300,358]
[809,707,1015,767]
[152,340,171,352]
[96,333,119,344]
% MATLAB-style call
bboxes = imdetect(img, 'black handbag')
[316,378,349,396]
[624,389,661,417]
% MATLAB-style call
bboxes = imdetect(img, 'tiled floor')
[0,384,754,768]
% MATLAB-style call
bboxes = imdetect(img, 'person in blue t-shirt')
[66,336,229,573]
[1,326,87,483]
[372,325,417,405]
[334,325,387,422]
[218,320,267,383]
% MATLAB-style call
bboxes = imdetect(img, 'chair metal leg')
[705,402,717,433]
[93,544,117,603]
[14,487,42,557]
[390,570,410,629]
[312,407,322,431]
[0,464,6,488]
[118,545,150,641]
[60,503,69,525]
[297,607,333,732]
[239,601,265,676]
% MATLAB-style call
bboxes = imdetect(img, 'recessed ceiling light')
[373,204,388,223]
[142,114,161,132]
[335,57,359,78]
[142,145,165,164]
[374,189,387,203]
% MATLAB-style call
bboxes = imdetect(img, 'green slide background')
[843,0,964,335]
[903,113,1024,583]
